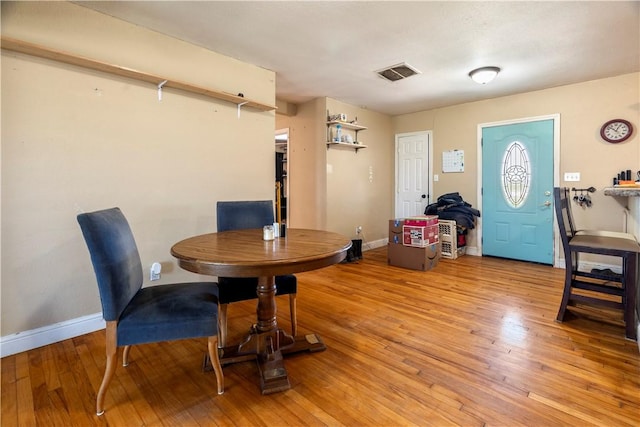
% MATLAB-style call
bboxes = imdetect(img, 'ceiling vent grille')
[376,63,421,82]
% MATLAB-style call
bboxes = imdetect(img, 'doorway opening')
[275,128,289,224]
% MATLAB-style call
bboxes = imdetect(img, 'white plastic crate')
[438,219,465,259]
[438,220,456,239]
[441,239,466,259]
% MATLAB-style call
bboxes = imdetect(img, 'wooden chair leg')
[289,293,297,337]
[207,336,224,395]
[556,260,574,322]
[97,321,118,416]
[122,345,132,367]
[218,304,228,348]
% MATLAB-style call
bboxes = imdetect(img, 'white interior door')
[395,131,432,218]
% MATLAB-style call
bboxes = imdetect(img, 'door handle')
[541,200,551,207]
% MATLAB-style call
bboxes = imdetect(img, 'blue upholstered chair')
[77,207,224,416]
[216,200,297,347]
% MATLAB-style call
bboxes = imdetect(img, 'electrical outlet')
[150,262,161,281]
[356,226,362,235]
[564,172,580,182]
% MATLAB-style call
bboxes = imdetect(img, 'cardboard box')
[389,219,404,244]
[403,224,439,247]
[404,215,438,227]
[388,241,440,271]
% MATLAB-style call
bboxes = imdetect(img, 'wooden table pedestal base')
[204,331,327,394]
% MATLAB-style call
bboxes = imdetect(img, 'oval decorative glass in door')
[501,141,531,208]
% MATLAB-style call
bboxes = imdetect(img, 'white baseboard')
[1,313,105,358]
[464,246,480,256]
[363,238,387,251]
[557,260,623,275]
[364,238,482,257]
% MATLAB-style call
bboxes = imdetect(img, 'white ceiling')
[77,1,640,116]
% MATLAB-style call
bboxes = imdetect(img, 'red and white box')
[404,215,438,227]
[403,224,439,247]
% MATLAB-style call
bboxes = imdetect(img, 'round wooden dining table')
[171,228,352,394]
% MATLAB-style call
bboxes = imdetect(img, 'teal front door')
[482,119,554,264]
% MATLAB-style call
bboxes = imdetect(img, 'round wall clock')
[600,119,633,143]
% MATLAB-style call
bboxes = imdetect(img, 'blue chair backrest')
[77,208,143,321]
[216,200,274,232]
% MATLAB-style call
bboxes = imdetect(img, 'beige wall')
[1,2,276,335]
[276,98,328,230]
[277,98,394,242]
[325,99,394,241]
[393,72,640,255]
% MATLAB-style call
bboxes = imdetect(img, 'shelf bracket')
[157,80,168,101]
[237,101,248,119]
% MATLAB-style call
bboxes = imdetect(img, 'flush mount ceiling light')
[469,66,501,84]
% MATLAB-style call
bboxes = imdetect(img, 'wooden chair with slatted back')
[553,187,639,340]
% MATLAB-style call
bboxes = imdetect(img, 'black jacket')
[424,192,480,229]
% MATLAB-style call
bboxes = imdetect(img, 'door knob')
[421,194,426,199]
[541,200,551,207]
[544,191,551,196]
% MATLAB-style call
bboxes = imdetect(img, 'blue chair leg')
[218,304,229,348]
[289,294,297,337]
[96,322,118,416]
[122,345,132,367]
[208,336,224,394]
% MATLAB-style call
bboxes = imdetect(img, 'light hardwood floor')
[2,247,639,426]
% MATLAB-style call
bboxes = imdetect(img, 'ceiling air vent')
[376,62,421,82]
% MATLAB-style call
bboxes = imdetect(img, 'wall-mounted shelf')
[326,120,368,132]
[0,36,277,112]
[326,141,368,152]
[326,119,367,152]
